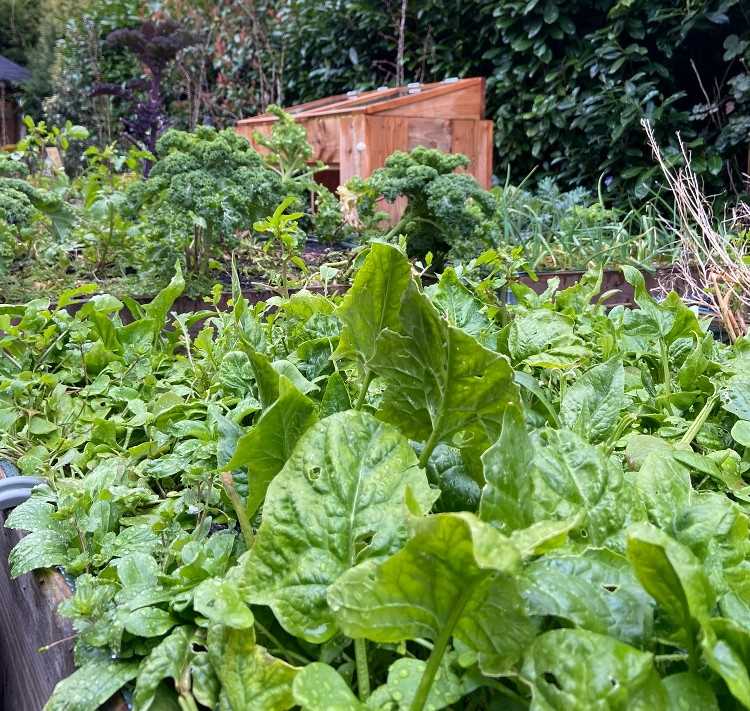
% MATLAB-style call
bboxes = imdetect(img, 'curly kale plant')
[367,146,500,264]
[94,20,196,173]
[0,176,71,271]
[128,126,281,275]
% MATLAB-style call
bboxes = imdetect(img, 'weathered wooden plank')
[365,117,408,223]
[305,117,340,165]
[338,114,367,185]
[376,80,484,119]
[451,119,493,189]
[0,516,75,711]
[407,118,451,152]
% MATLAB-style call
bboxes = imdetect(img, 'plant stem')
[410,583,475,711]
[355,369,374,409]
[660,339,671,400]
[255,621,312,665]
[221,471,254,549]
[355,638,371,700]
[418,428,440,469]
[680,393,719,447]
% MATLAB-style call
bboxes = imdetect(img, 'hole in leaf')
[602,584,619,593]
[609,676,619,689]
[306,466,321,482]
[355,531,375,557]
[543,673,561,690]
[579,528,589,539]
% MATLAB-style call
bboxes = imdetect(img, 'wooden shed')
[0,55,31,148]
[236,77,493,195]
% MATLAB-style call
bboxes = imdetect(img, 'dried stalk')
[643,119,750,341]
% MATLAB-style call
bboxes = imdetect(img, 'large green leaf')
[133,626,194,711]
[424,443,481,512]
[193,577,254,629]
[521,629,668,710]
[142,262,185,335]
[506,310,589,368]
[622,266,702,345]
[371,281,518,460]
[425,266,493,342]
[663,672,719,711]
[208,624,297,711]
[239,410,435,642]
[521,549,654,646]
[45,659,140,711]
[701,618,750,708]
[560,358,624,442]
[227,376,318,517]
[626,523,714,652]
[482,425,644,547]
[479,404,534,531]
[328,511,535,675]
[634,452,693,530]
[292,663,366,710]
[368,655,471,710]
[333,241,411,368]
[9,529,69,577]
[721,374,750,420]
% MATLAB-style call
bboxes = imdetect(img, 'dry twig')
[643,119,750,340]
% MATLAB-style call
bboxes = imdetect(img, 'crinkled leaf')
[122,605,176,638]
[663,672,719,710]
[480,404,534,531]
[5,494,57,532]
[560,358,624,442]
[722,375,750,420]
[240,410,435,643]
[208,624,297,711]
[9,529,69,577]
[45,659,139,711]
[333,241,411,368]
[626,523,713,650]
[372,281,518,453]
[369,655,472,710]
[424,443,480,512]
[635,452,692,529]
[194,577,254,629]
[521,629,667,710]
[483,425,643,547]
[425,266,493,343]
[507,310,589,368]
[292,663,364,710]
[521,549,654,646]
[328,511,535,675]
[228,376,318,517]
[134,626,193,711]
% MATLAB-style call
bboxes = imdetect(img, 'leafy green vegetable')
[45,659,140,711]
[5,253,750,710]
[329,511,535,678]
[371,280,518,468]
[239,410,435,642]
[521,629,668,710]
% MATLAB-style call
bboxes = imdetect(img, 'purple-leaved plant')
[93,20,196,175]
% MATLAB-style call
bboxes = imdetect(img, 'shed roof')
[0,56,31,85]
[238,77,485,126]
